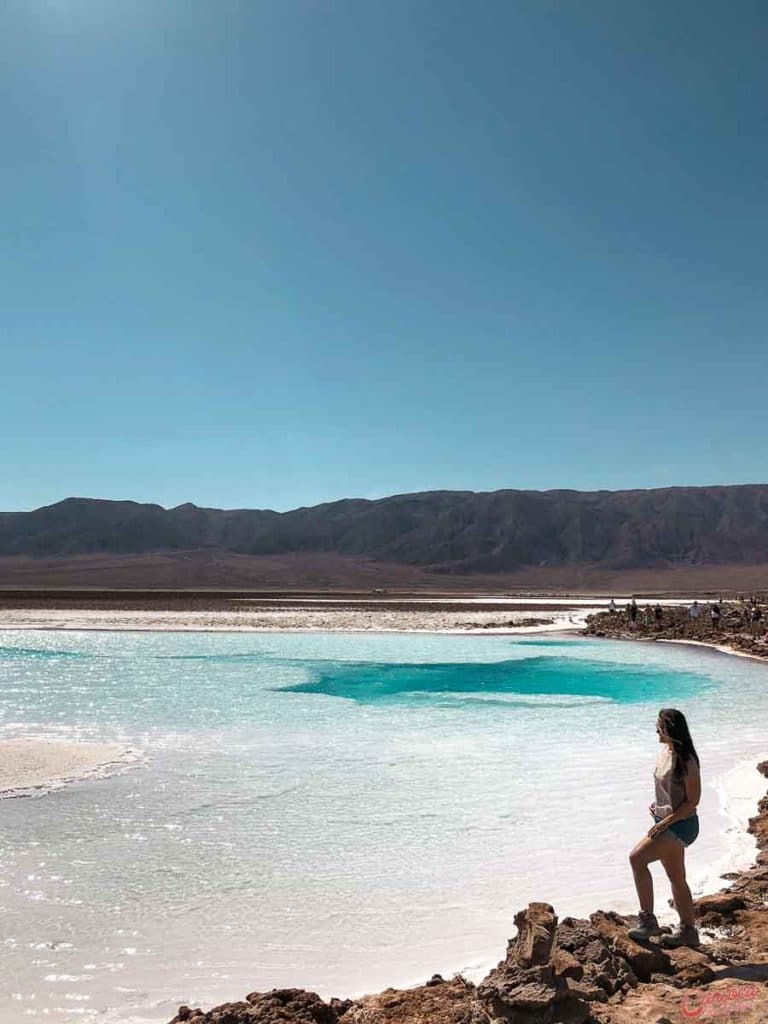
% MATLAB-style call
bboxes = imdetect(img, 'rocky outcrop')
[472,903,592,1023]
[168,761,768,1024]
[170,988,352,1024]
[583,603,768,660]
[339,975,475,1024]
[168,980,475,1024]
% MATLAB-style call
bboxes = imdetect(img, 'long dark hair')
[658,708,700,778]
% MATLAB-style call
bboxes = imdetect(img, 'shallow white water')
[0,630,765,1023]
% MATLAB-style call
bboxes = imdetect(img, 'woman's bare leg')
[629,836,655,912]
[629,833,682,914]
[660,841,695,926]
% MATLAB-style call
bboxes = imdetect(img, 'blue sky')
[2,0,767,512]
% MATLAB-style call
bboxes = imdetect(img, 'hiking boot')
[660,923,700,949]
[627,910,662,942]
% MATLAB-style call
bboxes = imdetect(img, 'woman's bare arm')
[662,760,701,825]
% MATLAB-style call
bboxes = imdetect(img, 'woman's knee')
[629,846,648,870]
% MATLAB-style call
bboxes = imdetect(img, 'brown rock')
[748,813,768,850]
[665,947,715,986]
[552,949,584,981]
[341,975,475,1024]
[589,911,670,982]
[513,902,558,966]
[243,988,339,1023]
[170,989,342,1024]
[563,976,607,1002]
[475,905,591,1023]
[475,968,590,1023]
[168,1001,250,1023]
[724,908,768,962]
[693,892,747,918]
[555,917,638,997]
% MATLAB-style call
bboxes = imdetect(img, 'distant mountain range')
[2,486,768,581]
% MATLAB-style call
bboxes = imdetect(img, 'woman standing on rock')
[627,708,701,948]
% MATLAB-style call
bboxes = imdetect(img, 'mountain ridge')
[3,484,768,574]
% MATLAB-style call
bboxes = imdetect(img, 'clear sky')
[2,1,767,512]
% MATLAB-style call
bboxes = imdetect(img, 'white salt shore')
[0,738,137,798]
[0,603,593,633]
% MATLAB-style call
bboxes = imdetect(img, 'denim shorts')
[654,812,699,846]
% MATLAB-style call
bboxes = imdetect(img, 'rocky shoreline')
[168,758,768,1024]
[582,602,768,661]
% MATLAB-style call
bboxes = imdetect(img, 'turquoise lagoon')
[0,630,766,1023]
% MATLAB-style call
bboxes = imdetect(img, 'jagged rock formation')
[167,762,768,1024]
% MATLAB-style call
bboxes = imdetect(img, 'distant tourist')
[628,709,701,948]
[654,602,663,625]
[628,599,638,630]
[644,605,653,627]
[609,598,617,615]
[688,600,700,623]
[751,605,763,637]
[710,602,721,629]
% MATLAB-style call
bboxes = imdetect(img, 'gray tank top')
[654,747,698,818]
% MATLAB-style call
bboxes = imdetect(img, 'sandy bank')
[0,738,138,798]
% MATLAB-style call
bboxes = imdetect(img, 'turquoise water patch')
[274,656,712,706]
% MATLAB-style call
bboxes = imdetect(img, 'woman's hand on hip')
[647,819,669,840]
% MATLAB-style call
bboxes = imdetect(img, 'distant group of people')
[739,596,764,636]
[687,599,719,627]
[609,597,664,631]
[696,596,764,637]
[607,594,766,640]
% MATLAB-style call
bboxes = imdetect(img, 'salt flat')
[0,737,134,797]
